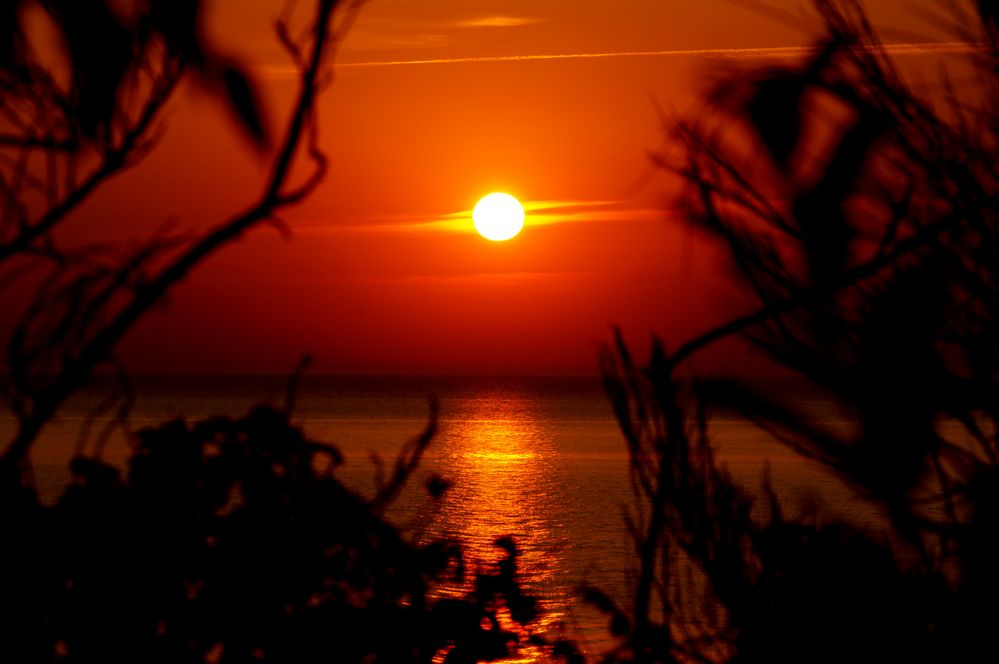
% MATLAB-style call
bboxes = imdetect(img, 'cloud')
[454,16,544,29]
[331,14,541,57]
[313,271,597,287]
[377,271,591,286]
[294,200,667,235]
[337,25,448,52]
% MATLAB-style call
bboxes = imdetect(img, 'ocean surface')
[5,374,874,660]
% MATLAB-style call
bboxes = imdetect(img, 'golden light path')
[428,389,567,663]
[473,193,526,241]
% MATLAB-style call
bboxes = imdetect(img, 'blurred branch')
[0,62,182,262]
[371,396,439,515]
[599,2,999,661]
[2,0,366,467]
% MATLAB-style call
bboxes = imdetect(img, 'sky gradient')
[54,0,962,375]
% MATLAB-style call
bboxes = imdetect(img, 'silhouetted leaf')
[494,535,517,555]
[44,0,136,138]
[508,592,539,625]
[793,104,887,289]
[147,0,202,59]
[579,585,618,614]
[579,585,631,640]
[610,613,629,637]
[979,0,999,32]
[221,64,269,150]
[425,473,452,499]
[68,455,119,487]
[747,74,805,168]
[552,639,585,664]
[0,0,25,73]
[744,39,841,168]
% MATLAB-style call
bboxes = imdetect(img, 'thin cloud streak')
[454,16,543,29]
[295,200,667,235]
[383,271,590,286]
[315,271,596,286]
[335,41,980,69]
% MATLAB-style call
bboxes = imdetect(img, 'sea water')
[5,374,871,660]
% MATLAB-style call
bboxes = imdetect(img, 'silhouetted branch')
[2,0,364,468]
[371,396,439,514]
[598,2,999,661]
[283,354,314,416]
[0,60,183,263]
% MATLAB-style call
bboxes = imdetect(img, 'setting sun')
[472,192,525,241]
[4,1,994,662]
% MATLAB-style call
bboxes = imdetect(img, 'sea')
[5,374,876,661]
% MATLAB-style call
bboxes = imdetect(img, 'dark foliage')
[0,404,547,663]
[3,0,266,145]
[0,0,349,466]
[594,2,999,662]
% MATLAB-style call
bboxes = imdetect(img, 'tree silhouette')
[594,2,999,662]
[0,0,361,470]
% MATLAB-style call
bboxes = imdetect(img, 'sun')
[472,193,525,241]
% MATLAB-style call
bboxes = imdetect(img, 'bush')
[0,404,551,663]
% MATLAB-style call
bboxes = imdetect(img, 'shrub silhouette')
[1,402,554,663]
[593,2,999,662]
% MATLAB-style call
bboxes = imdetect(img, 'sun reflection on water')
[426,392,570,662]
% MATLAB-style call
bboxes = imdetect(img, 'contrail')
[336,41,979,68]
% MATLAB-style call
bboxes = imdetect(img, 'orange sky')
[53,0,961,375]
